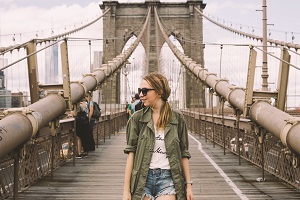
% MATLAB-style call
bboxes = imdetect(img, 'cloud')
[204,0,258,23]
[0,0,99,10]
[0,2,101,46]
[1,0,300,107]
[0,0,14,6]
[205,0,256,13]
[0,1,103,95]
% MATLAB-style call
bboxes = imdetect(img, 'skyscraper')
[0,58,12,108]
[93,51,103,72]
[45,43,59,84]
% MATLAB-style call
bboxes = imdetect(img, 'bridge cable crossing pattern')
[153,6,300,158]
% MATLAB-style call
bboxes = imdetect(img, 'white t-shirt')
[149,126,170,169]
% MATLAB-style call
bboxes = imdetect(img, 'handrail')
[0,7,151,159]
[154,6,300,156]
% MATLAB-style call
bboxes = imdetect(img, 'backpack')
[91,102,101,120]
[76,110,88,122]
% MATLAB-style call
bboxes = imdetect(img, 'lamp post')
[262,0,269,91]
[122,60,130,104]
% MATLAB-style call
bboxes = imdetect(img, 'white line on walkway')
[189,134,249,200]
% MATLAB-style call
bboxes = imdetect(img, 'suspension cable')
[194,6,300,50]
[254,46,300,70]
[0,39,63,71]
[0,8,111,55]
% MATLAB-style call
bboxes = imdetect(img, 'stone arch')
[100,0,206,107]
[121,35,147,102]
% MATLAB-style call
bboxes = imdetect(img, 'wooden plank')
[12,129,300,199]
[189,134,300,199]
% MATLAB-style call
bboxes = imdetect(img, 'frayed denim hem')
[141,193,155,200]
[155,190,176,199]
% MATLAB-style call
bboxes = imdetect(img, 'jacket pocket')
[130,169,139,194]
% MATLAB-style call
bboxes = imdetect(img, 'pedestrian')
[123,73,194,200]
[75,101,88,158]
[127,96,136,118]
[131,93,141,113]
[76,94,96,157]
[85,94,96,130]
[125,101,130,118]
[125,101,129,111]
[75,100,95,158]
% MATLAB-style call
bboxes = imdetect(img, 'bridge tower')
[100,0,206,108]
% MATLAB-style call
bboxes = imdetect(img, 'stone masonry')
[100,0,206,107]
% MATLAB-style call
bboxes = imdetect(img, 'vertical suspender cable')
[219,45,223,78]
[89,40,92,73]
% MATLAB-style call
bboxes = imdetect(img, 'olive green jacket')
[124,107,191,200]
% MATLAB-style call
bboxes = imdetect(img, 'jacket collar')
[139,107,152,123]
[140,107,178,134]
[139,107,179,127]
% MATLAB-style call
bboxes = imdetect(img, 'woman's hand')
[186,185,194,200]
[122,191,131,200]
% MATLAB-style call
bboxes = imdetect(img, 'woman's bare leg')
[156,195,176,200]
[77,136,82,155]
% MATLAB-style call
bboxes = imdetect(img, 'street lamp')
[122,60,131,103]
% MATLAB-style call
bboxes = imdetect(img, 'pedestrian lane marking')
[189,134,249,200]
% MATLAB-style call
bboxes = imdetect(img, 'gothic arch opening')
[159,35,185,109]
[120,35,146,104]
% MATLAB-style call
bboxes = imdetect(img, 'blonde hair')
[143,73,172,128]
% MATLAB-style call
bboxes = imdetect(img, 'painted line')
[189,134,249,200]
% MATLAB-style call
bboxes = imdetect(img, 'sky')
[205,0,299,32]
[1,0,299,45]
[0,0,300,106]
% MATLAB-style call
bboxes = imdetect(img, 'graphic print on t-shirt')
[149,127,170,169]
[152,135,166,155]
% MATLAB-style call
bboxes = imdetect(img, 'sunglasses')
[138,88,155,96]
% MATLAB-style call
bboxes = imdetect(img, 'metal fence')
[183,109,300,189]
[0,112,127,199]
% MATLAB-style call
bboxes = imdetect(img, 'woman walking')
[123,73,194,200]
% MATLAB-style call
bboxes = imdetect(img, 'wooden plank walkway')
[11,128,300,200]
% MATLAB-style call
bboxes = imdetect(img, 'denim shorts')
[142,168,176,200]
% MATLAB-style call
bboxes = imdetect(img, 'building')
[45,43,59,84]
[0,71,12,109]
[92,51,103,72]
[0,58,12,108]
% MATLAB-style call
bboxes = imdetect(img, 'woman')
[75,101,88,158]
[123,73,194,200]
